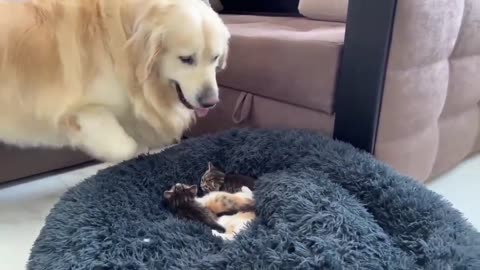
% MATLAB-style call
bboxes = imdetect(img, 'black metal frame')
[221,0,300,15]
[333,0,398,153]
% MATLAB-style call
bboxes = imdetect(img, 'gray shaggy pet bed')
[28,129,480,269]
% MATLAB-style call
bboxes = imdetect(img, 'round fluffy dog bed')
[29,129,480,269]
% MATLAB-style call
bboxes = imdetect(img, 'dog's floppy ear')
[126,5,170,82]
[218,43,229,71]
[127,26,166,82]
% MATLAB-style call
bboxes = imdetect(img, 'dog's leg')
[61,105,138,162]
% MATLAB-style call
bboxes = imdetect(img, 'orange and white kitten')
[196,186,256,240]
[195,186,255,215]
[212,210,256,240]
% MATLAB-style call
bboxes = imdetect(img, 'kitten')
[211,187,256,241]
[200,162,256,194]
[212,211,256,241]
[163,183,225,233]
[195,186,256,216]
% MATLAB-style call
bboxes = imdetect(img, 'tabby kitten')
[200,162,255,194]
[163,183,225,233]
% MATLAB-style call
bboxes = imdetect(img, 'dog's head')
[127,0,230,117]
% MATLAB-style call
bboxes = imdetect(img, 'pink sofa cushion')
[219,15,345,114]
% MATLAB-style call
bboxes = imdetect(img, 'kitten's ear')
[187,185,198,195]
[164,190,173,200]
[208,162,215,170]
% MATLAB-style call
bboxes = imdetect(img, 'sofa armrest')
[335,0,480,180]
[374,0,480,179]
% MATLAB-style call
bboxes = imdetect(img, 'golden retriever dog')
[0,0,230,162]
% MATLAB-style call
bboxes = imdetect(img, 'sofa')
[0,144,91,184]
[189,0,480,181]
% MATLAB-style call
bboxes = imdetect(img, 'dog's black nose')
[197,88,219,108]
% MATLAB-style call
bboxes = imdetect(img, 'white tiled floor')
[0,155,479,270]
[0,163,112,270]
[427,155,480,229]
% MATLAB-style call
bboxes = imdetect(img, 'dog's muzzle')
[170,80,210,117]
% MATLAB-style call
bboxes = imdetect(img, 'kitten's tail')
[217,203,256,217]
[238,200,256,212]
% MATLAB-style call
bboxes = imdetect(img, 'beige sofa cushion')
[299,0,349,22]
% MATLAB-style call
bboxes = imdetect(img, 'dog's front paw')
[100,136,138,162]
[135,145,150,156]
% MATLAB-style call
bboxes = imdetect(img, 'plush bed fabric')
[29,129,480,270]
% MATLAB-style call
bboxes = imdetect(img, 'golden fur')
[0,0,230,161]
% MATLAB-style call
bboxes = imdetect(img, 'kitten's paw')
[221,233,235,241]
[212,230,222,237]
[212,230,235,241]
[212,231,234,241]
[240,186,254,199]
[241,186,252,193]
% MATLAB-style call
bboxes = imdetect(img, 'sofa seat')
[189,86,335,137]
[218,15,345,115]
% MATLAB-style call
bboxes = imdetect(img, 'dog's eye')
[179,55,195,65]
[212,55,220,62]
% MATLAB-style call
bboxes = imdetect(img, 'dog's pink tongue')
[194,108,209,118]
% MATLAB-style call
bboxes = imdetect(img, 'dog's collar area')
[171,80,194,110]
